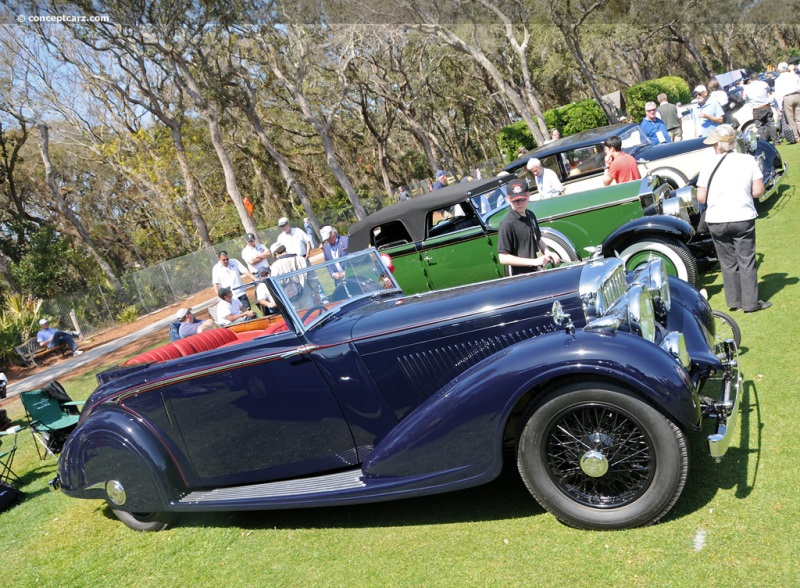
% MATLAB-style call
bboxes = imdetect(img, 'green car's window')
[370,221,413,249]
[426,201,481,238]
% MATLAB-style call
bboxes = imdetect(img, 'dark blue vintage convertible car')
[55,250,740,531]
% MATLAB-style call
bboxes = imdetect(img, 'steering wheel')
[301,305,328,324]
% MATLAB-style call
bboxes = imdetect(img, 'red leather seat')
[124,328,239,365]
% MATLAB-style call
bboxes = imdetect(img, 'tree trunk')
[238,100,323,234]
[37,123,122,291]
[167,122,212,248]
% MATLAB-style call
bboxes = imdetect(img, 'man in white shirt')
[742,75,779,144]
[211,250,254,310]
[215,287,256,325]
[255,266,277,315]
[526,158,564,200]
[276,217,312,259]
[773,62,800,141]
[241,233,271,273]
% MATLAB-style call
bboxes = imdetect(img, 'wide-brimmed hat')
[703,124,737,145]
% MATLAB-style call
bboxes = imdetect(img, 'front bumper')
[705,339,742,459]
[761,160,788,202]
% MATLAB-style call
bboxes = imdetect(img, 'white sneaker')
[74,350,84,356]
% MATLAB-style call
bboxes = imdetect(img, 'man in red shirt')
[602,135,641,185]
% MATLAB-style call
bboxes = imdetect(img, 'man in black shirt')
[497,179,560,275]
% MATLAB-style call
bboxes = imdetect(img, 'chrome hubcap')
[580,450,609,477]
[106,480,127,506]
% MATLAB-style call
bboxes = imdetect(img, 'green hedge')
[497,99,607,162]
[624,76,691,122]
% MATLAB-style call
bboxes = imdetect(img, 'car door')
[163,333,357,487]
[420,200,504,289]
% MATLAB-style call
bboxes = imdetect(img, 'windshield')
[269,249,400,329]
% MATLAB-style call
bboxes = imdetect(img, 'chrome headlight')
[670,185,699,215]
[630,258,671,316]
[579,258,627,320]
[596,284,656,342]
[661,195,691,223]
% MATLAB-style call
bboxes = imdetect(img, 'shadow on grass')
[101,462,545,531]
[757,180,792,217]
[667,378,761,522]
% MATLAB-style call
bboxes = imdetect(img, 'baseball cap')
[703,124,737,145]
[258,266,271,275]
[278,217,289,227]
[175,308,190,320]
[435,169,445,178]
[217,287,232,298]
[270,242,285,255]
[693,84,707,96]
[245,232,256,242]
[39,318,49,325]
[778,62,789,72]
[320,226,334,240]
[506,179,529,201]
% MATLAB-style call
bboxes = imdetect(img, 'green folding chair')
[19,390,82,460]
[0,425,23,483]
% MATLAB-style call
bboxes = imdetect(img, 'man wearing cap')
[526,158,564,200]
[602,136,641,186]
[321,226,349,284]
[432,170,448,191]
[255,266,278,315]
[241,233,271,274]
[640,101,671,144]
[692,84,724,138]
[215,287,256,325]
[497,179,560,276]
[742,75,779,144]
[176,308,215,338]
[212,251,254,311]
[773,61,800,141]
[276,217,312,259]
[36,318,83,356]
[697,124,771,314]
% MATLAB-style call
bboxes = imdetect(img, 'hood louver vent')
[397,325,555,402]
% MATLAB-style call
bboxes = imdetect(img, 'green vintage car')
[349,175,701,295]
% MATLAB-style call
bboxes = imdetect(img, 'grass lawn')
[2,151,800,587]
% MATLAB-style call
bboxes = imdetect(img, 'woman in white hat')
[696,124,771,313]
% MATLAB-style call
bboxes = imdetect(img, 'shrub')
[116,305,141,324]
[625,77,691,122]
[0,294,43,367]
[497,120,535,162]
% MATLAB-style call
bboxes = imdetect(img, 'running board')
[178,470,365,505]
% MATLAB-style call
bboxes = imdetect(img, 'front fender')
[363,329,699,482]
[58,407,184,511]
[601,215,694,256]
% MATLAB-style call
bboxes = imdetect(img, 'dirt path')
[2,287,218,387]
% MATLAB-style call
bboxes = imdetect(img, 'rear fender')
[58,408,183,511]
[601,215,694,257]
[363,330,699,482]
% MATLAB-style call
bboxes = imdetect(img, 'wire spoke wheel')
[517,383,688,530]
[545,404,654,508]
